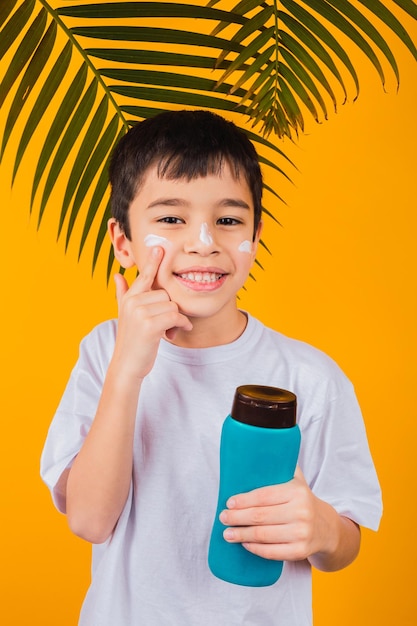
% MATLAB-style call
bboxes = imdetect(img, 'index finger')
[130,246,164,293]
[226,484,290,510]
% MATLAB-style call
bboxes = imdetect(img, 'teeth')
[179,272,222,283]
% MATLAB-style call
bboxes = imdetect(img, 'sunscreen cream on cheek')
[144,234,171,248]
[238,240,252,253]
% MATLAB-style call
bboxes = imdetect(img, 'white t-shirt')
[41,313,382,625]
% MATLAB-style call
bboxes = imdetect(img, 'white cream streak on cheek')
[238,240,252,253]
[200,222,213,245]
[144,234,171,248]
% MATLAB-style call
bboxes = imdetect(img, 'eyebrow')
[147,198,184,209]
[146,197,251,210]
[219,198,251,209]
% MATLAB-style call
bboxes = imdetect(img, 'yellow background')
[0,5,416,625]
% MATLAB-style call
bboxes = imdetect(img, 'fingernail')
[223,528,235,541]
[227,498,236,509]
[219,510,228,524]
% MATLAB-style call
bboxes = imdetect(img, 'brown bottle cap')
[231,385,297,429]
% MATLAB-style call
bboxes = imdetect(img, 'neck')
[165,310,248,348]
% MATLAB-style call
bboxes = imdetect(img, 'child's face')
[109,163,262,324]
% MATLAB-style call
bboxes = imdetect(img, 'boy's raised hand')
[112,246,192,381]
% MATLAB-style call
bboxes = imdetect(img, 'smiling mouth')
[176,271,225,284]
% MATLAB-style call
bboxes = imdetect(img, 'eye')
[217,217,242,226]
[157,216,184,224]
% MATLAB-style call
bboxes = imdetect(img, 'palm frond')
[0,0,415,277]
[1,0,296,275]
[210,0,417,136]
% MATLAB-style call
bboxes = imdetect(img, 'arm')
[63,246,192,544]
[219,466,361,572]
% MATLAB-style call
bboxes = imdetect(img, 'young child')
[41,109,382,625]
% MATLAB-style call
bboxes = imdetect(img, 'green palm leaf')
[37,79,99,227]
[30,59,87,206]
[0,6,47,109]
[59,95,109,240]
[0,0,35,62]
[0,0,415,276]
[86,48,242,70]
[0,19,57,159]
[0,1,18,29]
[57,1,246,22]
[323,0,400,82]
[77,117,122,258]
[210,0,416,137]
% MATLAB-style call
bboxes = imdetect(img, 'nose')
[183,222,220,255]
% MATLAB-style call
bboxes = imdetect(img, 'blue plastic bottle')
[208,385,301,587]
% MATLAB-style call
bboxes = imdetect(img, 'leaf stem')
[37,0,129,131]
[272,0,280,128]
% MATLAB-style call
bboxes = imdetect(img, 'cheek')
[237,240,253,254]
[144,234,171,248]
[143,233,176,267]
[234,239,257,278]
[141,234,176,285]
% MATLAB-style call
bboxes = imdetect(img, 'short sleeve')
[40,321,116,513]
[298,374,382,531]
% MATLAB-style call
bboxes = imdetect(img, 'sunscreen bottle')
[208,384,300,587]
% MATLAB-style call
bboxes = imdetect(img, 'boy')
[41,110,382,625]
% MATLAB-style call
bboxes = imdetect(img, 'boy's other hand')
[218,467,352,567]
[112,246,192,380]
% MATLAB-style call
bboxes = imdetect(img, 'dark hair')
[109,110,263,240]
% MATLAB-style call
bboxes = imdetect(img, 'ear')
[108,218,136,269]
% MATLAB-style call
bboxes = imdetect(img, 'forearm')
[66,362,141,544]
[308,498,361,572]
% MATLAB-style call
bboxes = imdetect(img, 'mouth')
[174,268,228,290]
[176,271,224,284]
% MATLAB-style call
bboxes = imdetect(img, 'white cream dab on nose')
[144,234,171,247]
[238,240,252,253]
[200,223,213,246]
